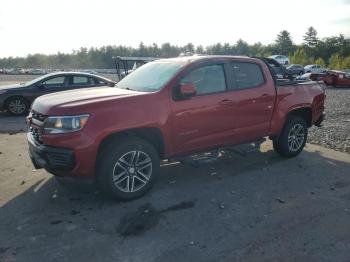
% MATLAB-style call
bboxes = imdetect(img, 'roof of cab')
[155,55,259,65]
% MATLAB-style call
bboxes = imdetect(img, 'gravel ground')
[308,87,350,153]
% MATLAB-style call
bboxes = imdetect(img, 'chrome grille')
[29,111,46,144]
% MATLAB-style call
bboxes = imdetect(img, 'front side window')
[180,65,226,95]
[231,62,265,89]
[42,76,66,88]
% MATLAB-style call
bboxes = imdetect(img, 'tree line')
[1,27,349,70]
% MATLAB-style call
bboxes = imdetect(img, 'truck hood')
[32,87,145,115]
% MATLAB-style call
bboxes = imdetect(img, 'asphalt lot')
[1,127,350,261]
[0,112,27,133]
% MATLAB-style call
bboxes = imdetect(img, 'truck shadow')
[1,147,350,261]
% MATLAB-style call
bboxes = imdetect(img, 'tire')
[96,137,160,201]
[273,116,307,158]
[6,96,28,115]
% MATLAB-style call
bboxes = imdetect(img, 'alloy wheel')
[112,150,153,193]
[287,123,305,152]
[8,99,26,114]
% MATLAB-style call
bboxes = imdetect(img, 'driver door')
[170,63,236,155]
[32,76,68,101]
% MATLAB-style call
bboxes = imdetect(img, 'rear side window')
[92,78,108,85]
[231,62,265,89]
[180,64,226,95]
[72,76,89,85]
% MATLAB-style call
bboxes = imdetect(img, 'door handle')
[219,99,233,106]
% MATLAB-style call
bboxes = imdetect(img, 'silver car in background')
[269,55,290,65]
[304,64,327,73]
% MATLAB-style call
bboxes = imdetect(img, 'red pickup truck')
[27,56,326,200]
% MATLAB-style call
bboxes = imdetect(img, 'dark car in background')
[0,72,116,115]
[286,64,305,75]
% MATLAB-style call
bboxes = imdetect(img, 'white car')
[304,64,327,74]
[269,55,290,65]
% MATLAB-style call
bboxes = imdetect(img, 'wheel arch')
[287,107,312,127]
[96,127,165,161]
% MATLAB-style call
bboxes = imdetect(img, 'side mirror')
[179,83,197,98]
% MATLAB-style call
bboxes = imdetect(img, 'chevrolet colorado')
[27,56,326,200]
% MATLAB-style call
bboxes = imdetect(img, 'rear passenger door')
[226,61,275,142]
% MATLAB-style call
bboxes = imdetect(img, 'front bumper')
[28,132,75,176]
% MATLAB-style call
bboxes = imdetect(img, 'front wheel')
[96,137,160,201]
[6,97,28,115]
[273,116,307,157]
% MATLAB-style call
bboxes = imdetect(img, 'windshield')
[24,74,52,86]
[116,61,183,92]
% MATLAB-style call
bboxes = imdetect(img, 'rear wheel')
[6,97,28,115]
[96,137,160,201]
[273,116,307,157]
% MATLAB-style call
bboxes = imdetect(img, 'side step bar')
[173,138,266,167]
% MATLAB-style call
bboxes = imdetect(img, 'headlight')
[43,114,89,134]
[0,90,7,95]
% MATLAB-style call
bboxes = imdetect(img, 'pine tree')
[275,30,294,55]
[303,27,319,48]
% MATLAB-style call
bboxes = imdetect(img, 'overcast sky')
[0,0,349,58]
